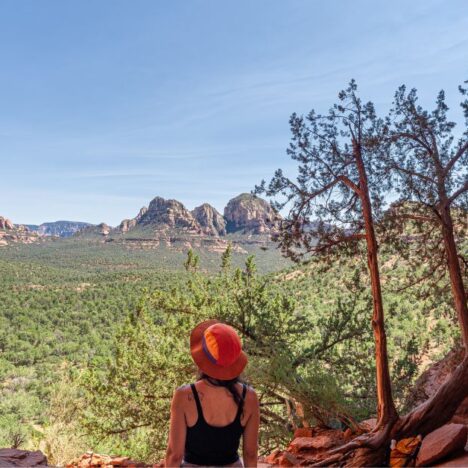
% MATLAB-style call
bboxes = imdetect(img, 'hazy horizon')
[1,0,467,225]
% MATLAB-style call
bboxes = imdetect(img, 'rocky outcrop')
[406,346,468,425]
[3,193,282,245]
[76,223,111,237]
[359,417,377,432]
[117,194,279,237]
[66,452,151,467]
[265,420,468,467]
[120,207,148,232]
[0,216,40,246]
[98,223,111,236]
[416,424,467,466]
[265,427,346,466]
[435,452,468,467]
[0,216,14,230]
[224,193,280,234]
[192,203,226,236]
[0,448,48,466]
[120,197,199,233]
[142,197,198,230]
[119,218,136,232]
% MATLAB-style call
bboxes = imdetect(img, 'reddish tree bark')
[440,204,468,349]
[260,83,467,466]
[392,176,468,440]
[354,141,398,428]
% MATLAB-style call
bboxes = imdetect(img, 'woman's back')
[184,381,249,427]
[183,381,247,466]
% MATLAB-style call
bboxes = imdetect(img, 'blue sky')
[1,0,467,225]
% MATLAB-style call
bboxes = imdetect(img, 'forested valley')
[0,81,466,467]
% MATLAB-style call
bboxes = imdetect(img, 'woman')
[165,320,260,467]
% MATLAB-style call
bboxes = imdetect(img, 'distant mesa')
[27,220,93,238]
[116,193,280,237]
[76,222,111,237]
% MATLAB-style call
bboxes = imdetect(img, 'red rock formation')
[0,216,41,246]
[0,216,14,230]
[359,417,377,432]
[192,203,226,236]
[416,424,467,467]
[224,193,280,235]
[0,448,48,466]
[66,451,150,467]
[265,420,467,467]
[435,452,468,467]
[265,427,345,466]
[116,193,280,238]
[406,346,468,425]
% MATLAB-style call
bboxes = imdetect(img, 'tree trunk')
[353,141,398,428]
[321,148,467,460]
[391,197,468,439]
[440,204,468,349]
[345,446,388,467]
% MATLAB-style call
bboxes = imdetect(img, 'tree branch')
[337,175,361,195]
[390,259,445,293]
[313,233,366,254]
[391,132,433,154]
[104,422,153,436]
[395,214,437,223]
[388,162,436,185]
[444,180,468,208]
[444,140,468,176]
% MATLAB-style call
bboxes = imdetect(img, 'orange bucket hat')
[190,320,248,380]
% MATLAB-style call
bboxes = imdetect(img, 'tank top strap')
[236,383,247,419]
[190,383,204,420]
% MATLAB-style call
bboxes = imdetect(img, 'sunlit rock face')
[192,203,226,236]
[139,197,200,231]
[116,193,280,238]
[224,193,280,234]
[0,216,14,230]
[119,197,199,233]
[0,216,41,246]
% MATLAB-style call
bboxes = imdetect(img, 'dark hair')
[198,372,245,406]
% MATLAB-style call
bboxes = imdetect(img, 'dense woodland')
[0,81,466,466]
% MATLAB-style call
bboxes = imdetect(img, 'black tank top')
[184,383,247,466]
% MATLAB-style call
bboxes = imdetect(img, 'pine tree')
[256,80,398,435]
[384,83,468,439]
[183,249,199,272]
[221,242,232,272]
[257,80,468,464]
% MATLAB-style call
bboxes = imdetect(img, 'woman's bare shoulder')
[242,384,259,406]
[175,384,193,394]
[173,384,195,403]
